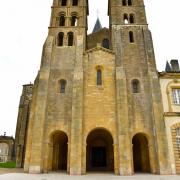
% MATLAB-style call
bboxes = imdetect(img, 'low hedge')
[0,162,16,168]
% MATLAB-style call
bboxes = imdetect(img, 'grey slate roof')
[165,61,171,72]
[92,18,102,33]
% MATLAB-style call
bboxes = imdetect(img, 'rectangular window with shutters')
[172,89,180,105]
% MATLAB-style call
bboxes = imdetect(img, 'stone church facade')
[15,0,180,175]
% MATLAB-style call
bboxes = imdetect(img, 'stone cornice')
[164,112,180,117]
[158,72,180,79]
[85,46,114,55]
[0,136,14,141]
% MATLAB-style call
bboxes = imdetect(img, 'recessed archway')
[51,131,68,171]
[132,133,151,173]
[86,128,114,172]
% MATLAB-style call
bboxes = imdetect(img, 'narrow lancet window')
[97,69,102,85]
[72,0,78,6]
[57,32,64,46]
[128,0,132,6]
[61,0,67,6]
[132,79,140,93]
[60,80,66,93]
[122,0,127,6]
[130,14,135,23]
[124,14,129,24]
[129,31,134,43]
[68,32,74,46]
[71,15,78,26]
[59,15,65,26]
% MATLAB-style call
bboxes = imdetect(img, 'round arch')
[131,131,151,142]
[86,128,114,172]
[132,133,151,173]
[171,123,180,174]
[49,130,68,171]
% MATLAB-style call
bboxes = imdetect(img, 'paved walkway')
[0,168,23,175]
[0,172,180,180]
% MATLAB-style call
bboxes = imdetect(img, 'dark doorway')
[86,129,114,172]
[92,147,107,167]
[132,133,150,173]
[52,131,68,171]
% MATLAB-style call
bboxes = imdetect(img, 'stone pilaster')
[116,67,132,175]
[69,35,84,175]
[112,26,132,175]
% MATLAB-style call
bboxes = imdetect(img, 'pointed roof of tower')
[92,18,102,33]
[165,61,172,72]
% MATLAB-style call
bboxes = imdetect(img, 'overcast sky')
[0,0,180,137]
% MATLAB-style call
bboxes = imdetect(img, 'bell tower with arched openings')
[50,0,88,46]
[20,0,173,176]
[24,0,88,175]
[108,0,171,175]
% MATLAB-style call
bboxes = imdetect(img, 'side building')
[159,59,180,174]
[0,134,14,163]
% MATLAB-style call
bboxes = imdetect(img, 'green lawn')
[0,162,16,168]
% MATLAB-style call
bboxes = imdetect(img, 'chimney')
[170,59,180,72]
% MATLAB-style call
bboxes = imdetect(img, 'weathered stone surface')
[15,0,174,176]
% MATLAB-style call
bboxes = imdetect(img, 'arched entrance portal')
[86,129,114,172]
[52,131,68,171]
[132,133,150,173]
